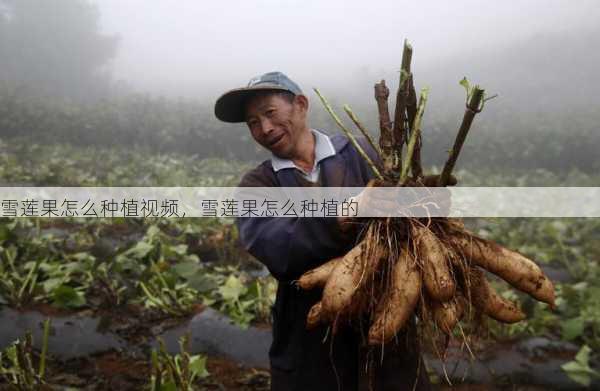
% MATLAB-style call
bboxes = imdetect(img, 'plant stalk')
[406,74,423,178]
[400,87,429,185]
[374,80,394,174]
[438,86,485,186]
[38,318,51,379]
[313,88,383,180]
[342,104,383,161]
[391,40,413,173]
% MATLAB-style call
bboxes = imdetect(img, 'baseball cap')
[214,71,303,123]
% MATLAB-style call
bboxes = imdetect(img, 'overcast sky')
[93,0,600,100]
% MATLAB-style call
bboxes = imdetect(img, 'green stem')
[179,334,191,387]
[17,258,41,304]
[140,282,178,316]
[313,88,383,180]
[158,338,183,388]
[438,86,485,186]
[38,318,50,379]
[342,104,383,160]
[151,349,161,390]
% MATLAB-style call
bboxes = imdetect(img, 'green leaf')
[459,77,471,95]
[218,275,246,302]
[187,275,219,293]
[575,344,592,363]
[158,381,177,391]
[245,280,261,300]
[4,245,17,263]
[160,272,177,289]
[146,225,161,240]
[562,361,593,387]
[42,277,64,293]
[562,317,585,340]
[0,225,12,243]
[238,299,255,311]
[69,252,96,263]
[125,241,154,259]
[202,296,217,306]
[587,286,600,301]
[63,261,85,274]
[23,260,39,271]
[5,344,17,363]
[229,309,253,329]
[183,254,200,263]
[189,355,210,379]
[183,224,197,234]
[172,261,202,278]
[561,345,600,387]
[170,244,188,256]
[52,285,86,309]
[163,244,189,260]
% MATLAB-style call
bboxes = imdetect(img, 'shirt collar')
[271,129,336,172]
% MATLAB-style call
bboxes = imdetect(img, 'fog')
[1,0,599,169]
[93,0,600,102]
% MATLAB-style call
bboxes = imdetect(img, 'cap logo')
[247,76,263,87]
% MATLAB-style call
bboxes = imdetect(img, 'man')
[214,71,432,390]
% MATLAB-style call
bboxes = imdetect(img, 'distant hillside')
[1,27,597,172]
[422,26,599,115]
[307,27,600,172]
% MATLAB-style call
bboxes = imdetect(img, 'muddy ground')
[1,305,594,390]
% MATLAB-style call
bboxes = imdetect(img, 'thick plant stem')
[392,40,413,173]
[438,86,485,186]
[374,80,394,173]
[406,74,423,178]
[400,87,429,185]
[343,104,383,161]
[314,88,383,180]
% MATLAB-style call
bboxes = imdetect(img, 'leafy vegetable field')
[0,141,599,389]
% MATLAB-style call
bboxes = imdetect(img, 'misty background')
[0,0,599,172]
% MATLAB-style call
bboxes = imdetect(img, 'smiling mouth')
[269,134,284,147]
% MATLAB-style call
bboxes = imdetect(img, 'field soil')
[1,305,594,390]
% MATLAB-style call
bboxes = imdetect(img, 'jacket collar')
[274,133,349,187]
[271,129,336,173]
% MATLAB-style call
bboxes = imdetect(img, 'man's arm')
[237,214,348,282]
[235,165,353,282]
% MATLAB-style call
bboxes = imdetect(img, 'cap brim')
[214,85,292,123]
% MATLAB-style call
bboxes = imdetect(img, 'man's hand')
[337,179,391,231]
[337,174,458,230]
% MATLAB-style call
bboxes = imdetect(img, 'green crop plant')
[0,245,44,308]
[149,334,209,391]
[0,319,51,390]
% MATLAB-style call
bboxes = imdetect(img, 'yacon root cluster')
[298,217,555,346]
[307,40,556,349]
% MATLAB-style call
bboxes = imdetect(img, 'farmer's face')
[245,93,308,159]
